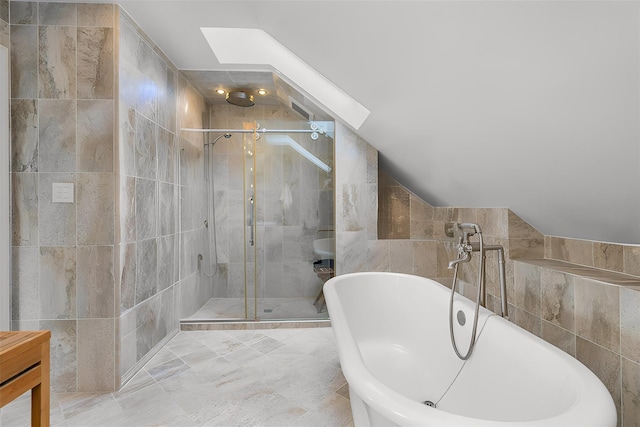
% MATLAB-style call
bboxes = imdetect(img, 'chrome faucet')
[446,222,486,360]
[448,250,470,269]
[446,222,510,361]
[445,222,508,319]
[446,222,478,270]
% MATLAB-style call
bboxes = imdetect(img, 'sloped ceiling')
[116,0,640,244]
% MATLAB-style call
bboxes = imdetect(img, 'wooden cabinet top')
[0,331,51,362]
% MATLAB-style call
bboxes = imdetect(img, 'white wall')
[364,2,640,243]
[366,2,640,243]
[244,1,640,244]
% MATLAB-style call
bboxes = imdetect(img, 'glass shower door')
[250,119,334,320]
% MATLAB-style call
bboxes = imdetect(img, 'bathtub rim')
[324,271,617,427]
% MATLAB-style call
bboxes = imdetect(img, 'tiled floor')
[0,328,353,427]
[186,298,329,321]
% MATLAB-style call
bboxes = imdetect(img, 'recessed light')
[257,89,267,96]
[216,88,226,95]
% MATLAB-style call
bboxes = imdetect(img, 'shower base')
[182,297,329,322]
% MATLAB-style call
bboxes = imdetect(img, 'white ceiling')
[115,0,640,244]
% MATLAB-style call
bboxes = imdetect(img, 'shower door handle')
[249,196,254,246]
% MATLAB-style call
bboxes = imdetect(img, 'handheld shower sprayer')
[445,221,508,360]
[446,222,485,360]
[209,133,232,146]
[200,132,233,278]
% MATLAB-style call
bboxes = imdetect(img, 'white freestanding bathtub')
[324,272,616,427]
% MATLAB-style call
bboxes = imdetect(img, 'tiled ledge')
[518,258,640,288]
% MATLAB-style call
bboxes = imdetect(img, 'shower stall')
[184,118,335,322]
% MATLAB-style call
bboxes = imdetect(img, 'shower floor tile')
[0,328,353,427]
[185,297,329,321]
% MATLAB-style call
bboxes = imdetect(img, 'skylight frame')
[201,27,370,130]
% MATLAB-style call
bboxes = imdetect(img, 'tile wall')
[8,2,214,392]
[116,11,211,385]
[1,0,8,47]
[175,75,210,317]
[511,235,640,427]
[527,235,640,426]
[375,170,544,299]
[378,169,415,239]
[9,1,117,391]
[334,122,378,275]
[512,260,640,426]
[543,232,640,425]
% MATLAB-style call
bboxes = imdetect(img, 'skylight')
[200,27,370,130]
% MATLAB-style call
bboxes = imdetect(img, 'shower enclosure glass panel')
[194,119,334,322]
[252,120,334,320]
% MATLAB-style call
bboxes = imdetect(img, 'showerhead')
[211,133,232,146]
[226,91,254,107]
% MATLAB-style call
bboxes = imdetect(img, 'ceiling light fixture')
[216,88,226,95]
[200,27,370,129]
[257,89,267,96]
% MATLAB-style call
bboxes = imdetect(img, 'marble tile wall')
[209,105,334,303]
[375,173,545,301]
[9,2,211,392]
[335,122,377,275]
[378,170,414,239]
[539,236,640,425]
[9,1,117,392]
[0,0,8,47]
[176,73,209,318]
[512,261,640,426]
[116,11,209,386]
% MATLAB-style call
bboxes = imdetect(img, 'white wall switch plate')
[52,182,74,203]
